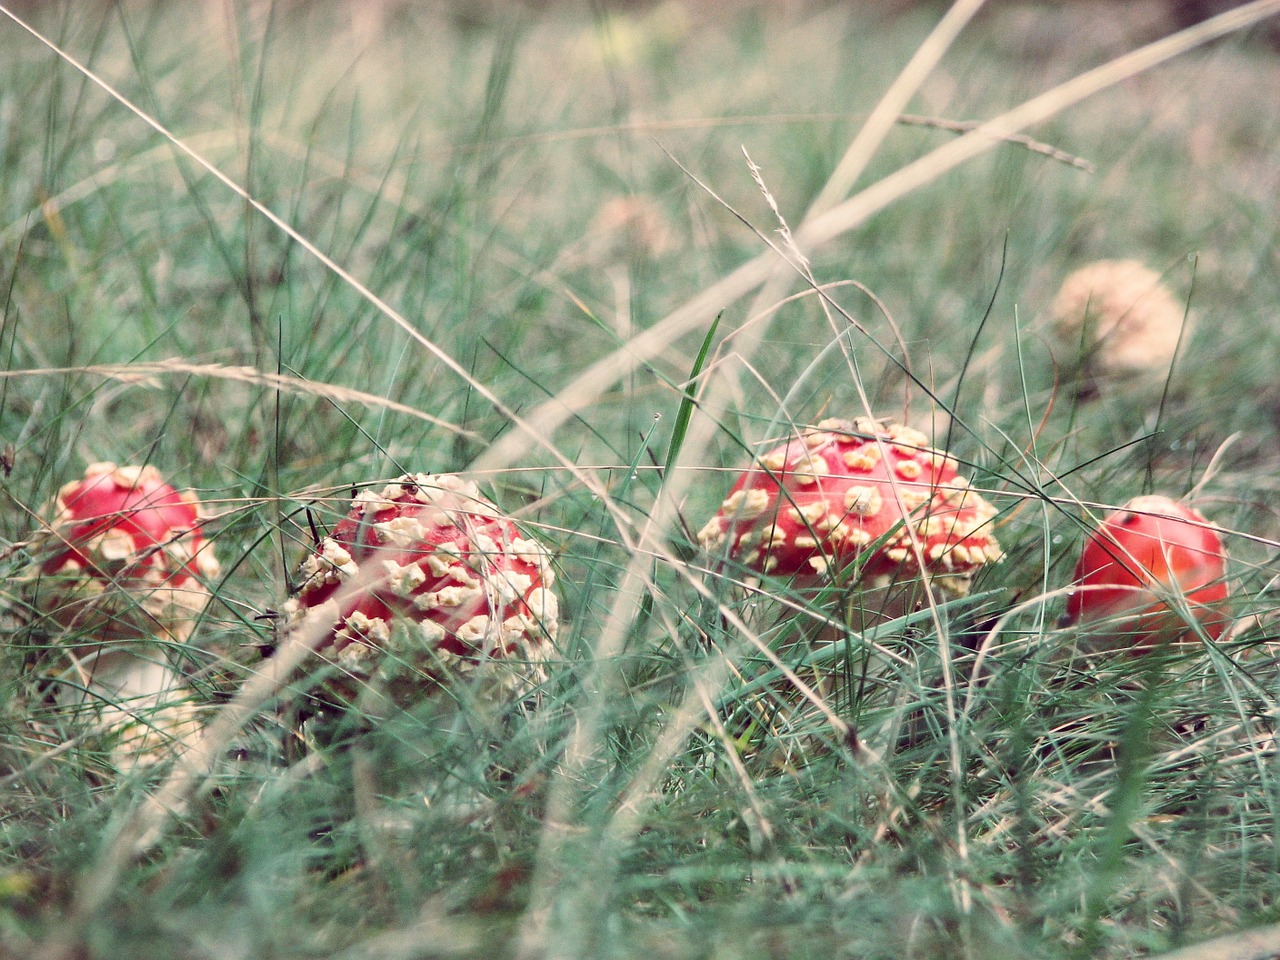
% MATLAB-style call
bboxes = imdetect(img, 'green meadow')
[2,1,1280,957]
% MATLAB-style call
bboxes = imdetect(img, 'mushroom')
[25,461,221,768]
[1063,494,1230,653]
[92,680,208,773]
[590,195,674,261]
[1050,259,1189,390]
[283,473,560,710]
[697,417,1004,621]
[32,463,221,641]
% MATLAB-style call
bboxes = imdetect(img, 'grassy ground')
[2,1,1280,957]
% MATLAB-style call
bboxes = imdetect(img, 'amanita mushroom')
[1050,259,1188,388]
[26,461,221,767]
[1064,494,1230,652]
[283,473,560,708]
[32,462,221,643]
[698,418,1004,616]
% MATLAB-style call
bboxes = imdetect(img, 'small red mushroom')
[284,473,560,706]
[25,461,220,769]
[33,461,221,645]
[1064,494,1230,652]
[698,418,1004,608]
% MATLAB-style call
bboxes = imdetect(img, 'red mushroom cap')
[284,473,560,703]
[32,462,221,644]
[1064,494,1230,652]
[697,418,1003,598]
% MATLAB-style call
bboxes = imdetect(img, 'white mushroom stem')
[49,644,204,772]
[52,645,187,712]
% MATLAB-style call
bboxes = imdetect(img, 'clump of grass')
[2,1,1280,958]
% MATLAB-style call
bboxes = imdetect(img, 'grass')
[2,0,1280,957]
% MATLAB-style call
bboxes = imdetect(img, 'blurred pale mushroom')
[590,195,674,262]
[1050,259,1190,392]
